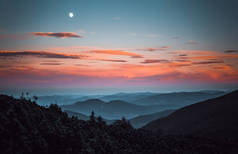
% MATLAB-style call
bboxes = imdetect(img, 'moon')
[69,12,74,18]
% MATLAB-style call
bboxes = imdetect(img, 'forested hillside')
[0,94,237,154]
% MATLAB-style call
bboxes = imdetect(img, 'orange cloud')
[90,49,143,58]
[1,48,238,88]
[96,59,127,62]
[31,32,83,38]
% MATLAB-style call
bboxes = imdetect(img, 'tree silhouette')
[90,111,95,122]
[33,95,38,102]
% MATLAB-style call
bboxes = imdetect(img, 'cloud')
[224,50,238,53]
[0,50,85,59]
[1,57,238,88]
[31,32,83,38]
[192,60,224,65]
[179,54,187,57]
[90,49,143,58]
[137,46,169,51]
[143,48,159,52]
[97,59,127,62]
[185,40,199,45]
[141,59,170,64]
[40,62,64,65]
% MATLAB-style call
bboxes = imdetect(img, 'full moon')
[69,12,74,18]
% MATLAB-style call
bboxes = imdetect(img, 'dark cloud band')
[31,32,83,38]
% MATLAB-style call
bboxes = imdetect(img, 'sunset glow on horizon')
[0,0,238,93]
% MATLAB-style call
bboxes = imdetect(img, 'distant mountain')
[37,95,90,106]
[129,110,175,128]
[37,91,225,110]
[143,90,238,139]
[132,91,225,107]
[98,92,156,102]
[61,99,163,119]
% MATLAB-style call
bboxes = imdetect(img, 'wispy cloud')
[31,32,83,38]
[178,54,187,57]
[97,59,127,62]
[185,40,199,45]
[192,60,224,65]
[0,50,85,59]
[224,50,238,53]
[141,59,170,64]
[137,46,169,51]
[40,62,64,65]
[1,49,238,87]
[90,49,143,58]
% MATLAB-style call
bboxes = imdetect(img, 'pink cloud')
[31,32,83,38]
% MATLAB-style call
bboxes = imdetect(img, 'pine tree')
[90,111,95,122]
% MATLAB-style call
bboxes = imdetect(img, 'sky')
[0,0,238,94]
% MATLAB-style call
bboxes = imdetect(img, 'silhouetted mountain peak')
[75,99,105,105]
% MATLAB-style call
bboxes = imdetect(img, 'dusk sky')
[0,0,238,94]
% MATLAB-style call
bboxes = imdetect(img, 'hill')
[64,110,90,121]
[98,92,156,102]
[129,110,175,128]
[143,90,238,139]
[61,99,163,119]
[132,91,225,107]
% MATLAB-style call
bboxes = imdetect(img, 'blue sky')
[1,0,237,50]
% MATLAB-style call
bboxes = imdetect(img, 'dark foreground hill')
[143,90,238,139]
[129,110,175,128]
[0,94,238,154]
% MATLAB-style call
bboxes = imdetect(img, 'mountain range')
[61,99,163,119]
[37,91,225,108]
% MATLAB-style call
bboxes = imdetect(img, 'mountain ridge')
[143,90,238,139]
